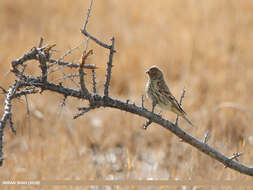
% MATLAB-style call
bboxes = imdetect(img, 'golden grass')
[1,0,253,189]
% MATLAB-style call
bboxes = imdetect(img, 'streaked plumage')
[145,66,193,127]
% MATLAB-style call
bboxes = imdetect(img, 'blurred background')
[1,0,253,189]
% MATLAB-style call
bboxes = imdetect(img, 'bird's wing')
[157,80,186,115]
[167,94,186,115]
[157,80,172,95]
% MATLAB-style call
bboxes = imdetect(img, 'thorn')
[225,152,244,168]
[38,37,44,48]
[142,120,152,130]
[0,86,7,94]
[141,94,144,108]
[203,131,210,143]
[80,49,94,68]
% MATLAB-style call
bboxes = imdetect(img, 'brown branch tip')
[80,49,94,68]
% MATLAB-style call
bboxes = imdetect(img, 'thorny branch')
[38,37,43,48]
[79,49,93,99]
[0,0,253,177]
[0,81,20,163]
[81,0,111,50]
[104,37,115,97]
[92,69,97,94]
[224,152,244,168]
[38,47,48,86]
[48,58,96,69]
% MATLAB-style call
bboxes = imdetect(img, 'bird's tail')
[182,115,194,127]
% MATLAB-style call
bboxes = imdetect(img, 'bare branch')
[0,86,7,94]
[142,100,156,130]
[8,116,16,134]
[48,59,96,69]
[52,74,80,82]
[12,87,38,99]
[92,69,97,94]
[141,94,144,108]
[79,49,93,98]
[1,81,21,131]
[81,0,112,50]
[79,67,89,97]
[83,0,93,30]
[142,120,152,130]
[81,30,112,50]
[11,45,49,69]
[45,43,95,89]
[73,106,96,119]
[38,37,44,48]
[104,37,115,97]
[47,43,82,69]
[11,47,37,71]
[20,80,82,98]
[24,95,31,139]
[51,70,80,89]
[38,49,48,85]
[0,81,22,165]
[58,95,67,116]
[11,45,54,78]
[203,131,210,144]
[60,44,81,61]
[141,95,152,129]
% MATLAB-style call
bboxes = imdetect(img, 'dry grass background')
[1,0,253,189]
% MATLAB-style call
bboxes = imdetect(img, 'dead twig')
[141,94,144,108]
[0,86,7,94]
[104,37,115,97]
[38,37,44,48]
[203,131,210,144]
[81,0,112,50]
[58,95,67,116]
[0,80,22,164]
[73,106,97,119]
[92,69,97,94]
[142,120,152,130]
[48,59,97,69]
[79,49,93,98]
[24,95,32,139]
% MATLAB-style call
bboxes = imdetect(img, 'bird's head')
[146,66,164,80]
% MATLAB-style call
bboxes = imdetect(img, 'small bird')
[145,66,194,127]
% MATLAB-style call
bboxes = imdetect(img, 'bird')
[145,65,194,127]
